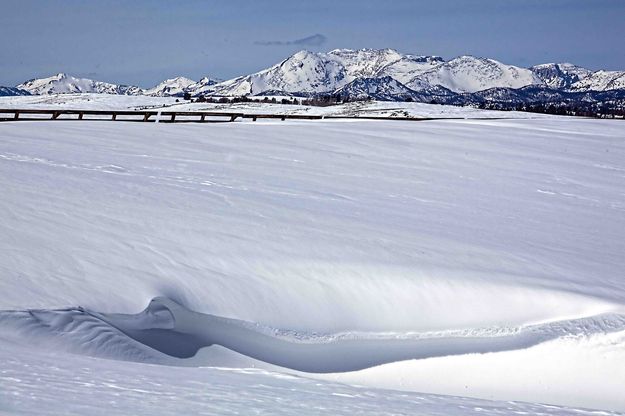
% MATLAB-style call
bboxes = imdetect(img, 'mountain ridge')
[3,49,624,114]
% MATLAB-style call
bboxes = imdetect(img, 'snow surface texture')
[2,339,618,416]
[1,117,625,413]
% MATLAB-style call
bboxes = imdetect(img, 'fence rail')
[0,108,451,123]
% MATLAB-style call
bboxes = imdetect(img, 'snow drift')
[1,297,624,374]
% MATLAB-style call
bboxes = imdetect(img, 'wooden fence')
[0,108,450,123]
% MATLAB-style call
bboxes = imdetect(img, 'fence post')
[78,112,84,120]
[14,111,19,120]
[112,113,117,121]
[171,113,176,122]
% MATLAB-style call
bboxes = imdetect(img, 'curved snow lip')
[2,297,625,373]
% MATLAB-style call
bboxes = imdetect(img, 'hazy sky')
[2,0,624,87]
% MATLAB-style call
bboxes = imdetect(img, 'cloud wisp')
[255,34,327,47]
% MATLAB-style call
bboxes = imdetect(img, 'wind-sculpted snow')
[1,297,624,374]
[2,340,618,416]
[2,118,625,412]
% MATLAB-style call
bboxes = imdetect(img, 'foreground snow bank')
[2,339,617,416]
[1,118,625,411]
[3,297,623,372]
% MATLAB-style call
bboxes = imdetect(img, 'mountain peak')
[144,76,196,97]
[290,50,317,60]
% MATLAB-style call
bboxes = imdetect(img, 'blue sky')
[1,0,624,87]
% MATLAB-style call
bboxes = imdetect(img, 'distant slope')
[143,76,196,97]
[408,56,544,93]
[334,76,422,101]
[17,73,143,95]
[212,50,349,96]
[335,76,457,102]
[530,63,592,90]
[0,86,30,96]
[570,70,625,91]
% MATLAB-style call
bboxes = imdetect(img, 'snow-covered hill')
[143,76,196,97]
[17,73,143,95]
[530,63,592,90]
[570,70,625,91]
[408,56,544,93]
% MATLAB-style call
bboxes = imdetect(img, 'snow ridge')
[2,297,624,374]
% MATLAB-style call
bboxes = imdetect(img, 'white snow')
[1,114,625,413]
[410,56,544,93]
[209,49,547,96]
[2,338,617,416]
[17,73,142,95]
[143,76,196,97]
[570,70,625,91]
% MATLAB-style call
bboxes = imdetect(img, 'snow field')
[1,116,625,412]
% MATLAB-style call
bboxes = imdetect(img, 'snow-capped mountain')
[569,70,625,92]
[12,73,221,98]
[212,50,348,96]
[375,54,445,84]
[326,48,444,82]
[408,56,544,93]
[335,76,458,102]
[210,49,447,96]
[143,76,196,97]
[334,76,422,101]
[9,49,625,107]
[208,50,549,97]
[326,48,406,79]
[0,86,30,96]
[185,76,220,96]
[17,73,142,95]
[141,76,220,97]
[530,63,592,89]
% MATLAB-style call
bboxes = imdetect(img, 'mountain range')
[2,49,625,112]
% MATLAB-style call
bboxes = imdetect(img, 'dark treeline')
[183,93,369,107]
[179,92,624,119]
[475,102,625,119]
